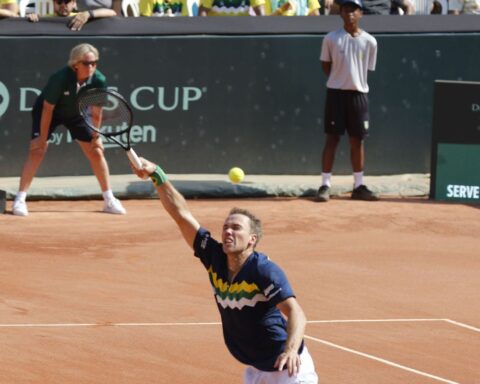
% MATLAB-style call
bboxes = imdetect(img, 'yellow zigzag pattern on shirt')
[208,266,260,294]
[207,267,283,309]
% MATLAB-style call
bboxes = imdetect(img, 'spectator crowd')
[0,0,478,23]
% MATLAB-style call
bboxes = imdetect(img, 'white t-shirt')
[320,28,377,93]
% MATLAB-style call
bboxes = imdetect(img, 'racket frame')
[78,88,143,169]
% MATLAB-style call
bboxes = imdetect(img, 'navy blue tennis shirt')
[193,228,304,371]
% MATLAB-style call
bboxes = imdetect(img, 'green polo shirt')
[41,66,107,120]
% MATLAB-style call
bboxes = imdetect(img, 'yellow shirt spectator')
[199,0,265,15]
[0,0,16,6]
[140,0,190,15]
[265,0,320,14]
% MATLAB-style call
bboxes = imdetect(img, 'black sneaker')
[351,185,379,201]
[315,185,330,202]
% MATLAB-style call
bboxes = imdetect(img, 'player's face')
[222,214,257,255]
[340,4,362,24]
[73,52,98,81]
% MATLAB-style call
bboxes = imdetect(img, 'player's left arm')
[132,158,201,250]
[274,297,307,376]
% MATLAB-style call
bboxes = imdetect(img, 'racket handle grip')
[127,148,143,170]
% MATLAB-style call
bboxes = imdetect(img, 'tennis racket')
[77,88,143,169]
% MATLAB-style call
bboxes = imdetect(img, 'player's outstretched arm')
[274,297,307,376]
[133,158,200,250]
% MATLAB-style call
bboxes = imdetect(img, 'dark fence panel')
[0,30,479,176]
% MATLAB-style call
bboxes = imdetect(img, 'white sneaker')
[103,198,126,215]
[12,199,29,216]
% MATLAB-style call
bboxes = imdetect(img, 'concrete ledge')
[0,173,430,200]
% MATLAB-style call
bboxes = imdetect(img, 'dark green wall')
[0,33,479,176]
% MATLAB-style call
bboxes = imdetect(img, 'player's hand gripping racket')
[77,88,143,169]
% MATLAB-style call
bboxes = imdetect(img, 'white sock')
[321,172,332,187]
[102,190,115,201]
[353,172,364,188]
[15,191,27,202]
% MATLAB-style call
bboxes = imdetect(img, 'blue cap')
[339,0,364,8]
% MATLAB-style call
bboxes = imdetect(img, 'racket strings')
[78,92,132,136]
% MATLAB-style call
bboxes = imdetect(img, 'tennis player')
[132,158,318,384]
[12,43,125,216]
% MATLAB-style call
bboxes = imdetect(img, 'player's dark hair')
[229,207,263,248]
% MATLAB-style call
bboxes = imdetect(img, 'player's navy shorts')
[31,97,94,142]
[324,88,370,140]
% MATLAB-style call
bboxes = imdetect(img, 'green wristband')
[149,165,168,186]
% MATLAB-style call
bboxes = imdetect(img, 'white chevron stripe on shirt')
[216,292,268,309]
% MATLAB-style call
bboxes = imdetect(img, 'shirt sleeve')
[42,73,64,105]
[91,70,108,88]
[193,227,223,270]
[257,257,295,306]
[320,34,331,62]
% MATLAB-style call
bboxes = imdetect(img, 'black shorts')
[31,97,94,142]
[324,88,370,140]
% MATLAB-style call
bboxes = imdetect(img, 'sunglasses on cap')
[80,60,98,66]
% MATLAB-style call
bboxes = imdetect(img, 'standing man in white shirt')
[316,0,379,202]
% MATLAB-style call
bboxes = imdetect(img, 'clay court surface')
[0,197,479,384]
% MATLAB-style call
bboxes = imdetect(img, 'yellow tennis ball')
[228,167,245,184]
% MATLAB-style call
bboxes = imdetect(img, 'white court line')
[308,318,445,324]
[0,318,472,383]
[0,318,478,330]
[304,335,459,384]
[443,319,480,333]
[0,321,222,328]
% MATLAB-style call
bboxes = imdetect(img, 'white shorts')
[243,346,319,384]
